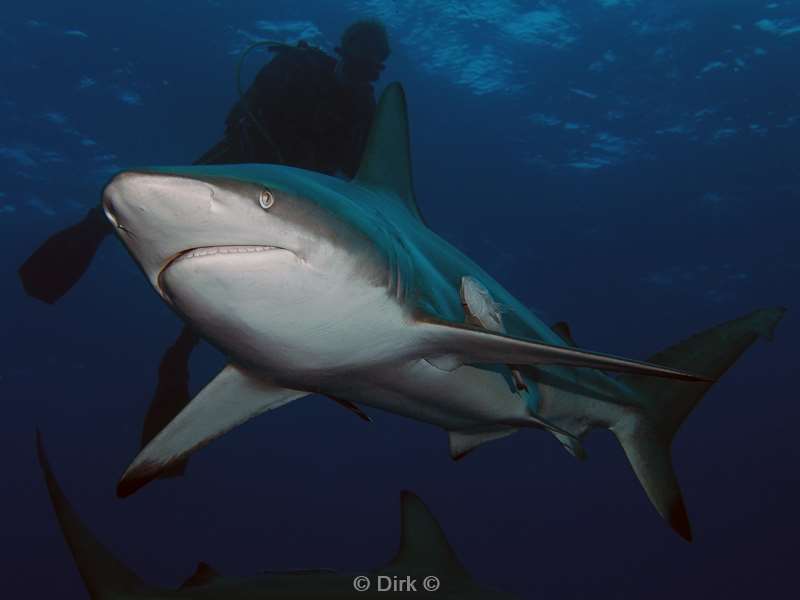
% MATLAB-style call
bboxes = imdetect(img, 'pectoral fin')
[416,314,710,382]
[118,364,307,497]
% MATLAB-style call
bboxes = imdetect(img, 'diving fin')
[139,325,200,478]
[19,205,112,304]
[118,364,307,497]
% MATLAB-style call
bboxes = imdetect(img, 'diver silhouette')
[19,19,391,473]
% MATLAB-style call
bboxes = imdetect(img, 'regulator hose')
[234,40,292,164]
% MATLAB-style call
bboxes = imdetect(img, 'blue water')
[2,1,798,598]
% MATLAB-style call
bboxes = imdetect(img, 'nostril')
[102,193,120,229]
[104,206,118,228]
[101,189,133,235]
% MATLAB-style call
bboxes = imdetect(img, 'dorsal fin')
[354,82,426,224]
[386,491,469,580]
[551,321,577,346]
[36,431,146,599]
[180,561,221,589]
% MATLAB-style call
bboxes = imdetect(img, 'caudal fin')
[612,307,786,541]
[37,431,145,600]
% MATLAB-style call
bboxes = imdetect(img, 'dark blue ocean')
[2,1,798,598]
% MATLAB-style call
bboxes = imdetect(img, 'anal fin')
[449,428,518,460]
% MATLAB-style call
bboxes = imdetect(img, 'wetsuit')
[196,41,376,177]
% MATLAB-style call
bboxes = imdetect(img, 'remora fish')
[101,82,784,539]
[37,433,519,599]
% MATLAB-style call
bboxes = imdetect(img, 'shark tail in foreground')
[38,430,496,598]
[36,432,146,600]
[610,306,786,541]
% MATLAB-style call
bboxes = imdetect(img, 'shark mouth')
[156,245,285,297]
[170,245,282,265]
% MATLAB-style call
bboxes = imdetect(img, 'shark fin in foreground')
[118,364,307,498]
[40,433,517,599]
[386,491,470,579]
[36,431,146,600]
[603,307,785,541]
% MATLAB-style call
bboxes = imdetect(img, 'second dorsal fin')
[551,321,577,346]
[179,562,220,589]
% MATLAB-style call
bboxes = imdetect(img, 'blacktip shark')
[101,82,785,540]
[37,433,519,600]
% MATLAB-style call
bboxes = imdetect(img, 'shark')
[37,433,520,599]
[101,82,785,540]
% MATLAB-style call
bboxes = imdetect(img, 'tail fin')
[37,431,145,600]
[612,307,786,541]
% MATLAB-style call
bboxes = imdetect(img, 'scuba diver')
[19,18,390,303]
[19,19,391,471]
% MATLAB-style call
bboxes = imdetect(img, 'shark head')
[101,83,431,377]
[101,164,413,373]
[103,166,373,295]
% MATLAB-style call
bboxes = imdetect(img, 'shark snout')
[103,171,165,239]
[101,171,136,232]
[102,170,208,234]
[101,170,224,292]
[101,168,301,299]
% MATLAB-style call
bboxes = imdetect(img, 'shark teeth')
[173,245,279,264]
[157,245,285,300]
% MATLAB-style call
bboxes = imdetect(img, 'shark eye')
[258,188,275,210]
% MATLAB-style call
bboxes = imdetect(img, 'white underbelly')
[163,249,417,378]
[334,359,531,431]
